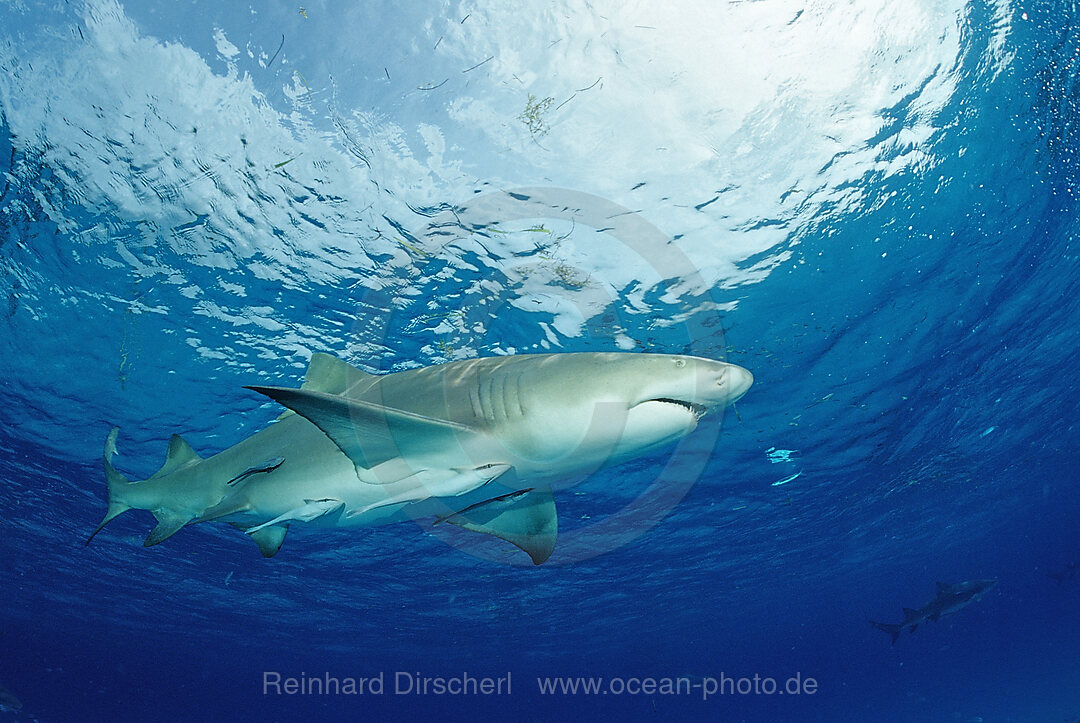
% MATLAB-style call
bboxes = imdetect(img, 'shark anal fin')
[144,510,193,547]
[245,385,478,470]
[439,486,557,565]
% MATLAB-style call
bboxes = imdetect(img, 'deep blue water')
[2,0,1080,721]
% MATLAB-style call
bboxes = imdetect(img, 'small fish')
[226,457,285,487]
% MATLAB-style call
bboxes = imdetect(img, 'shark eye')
[674,359,686,368]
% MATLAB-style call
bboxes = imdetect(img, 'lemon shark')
[88,352,752,564]
[870,579,998,644]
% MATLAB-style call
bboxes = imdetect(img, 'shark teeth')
[648,397,707,419]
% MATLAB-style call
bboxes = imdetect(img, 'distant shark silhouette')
[1047,560,1080,585]
[870,579,998,644]
[0,681,22,713]
[88,352,752,564]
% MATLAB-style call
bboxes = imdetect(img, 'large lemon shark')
[88,352,752,564]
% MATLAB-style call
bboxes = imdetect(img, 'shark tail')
[869,620,902,645]
[86,427,135,545]
[88,428,204,548]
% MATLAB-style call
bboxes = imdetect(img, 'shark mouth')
[646,398,707,419]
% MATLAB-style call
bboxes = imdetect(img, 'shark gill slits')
[514,373,526,418]
[478,376,494,423]
[500,372,514,423]
[468,385,483,421]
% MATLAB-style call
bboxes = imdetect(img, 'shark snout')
[723,364,753,404]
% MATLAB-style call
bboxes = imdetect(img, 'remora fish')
[870,579,998,644]
[88,351,752,564]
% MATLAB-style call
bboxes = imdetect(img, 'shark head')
[964,579,999,596]
[936,578,999,609]
[942,579,998,595]
[626,353,753,421]
[605,353,751,455]
[478,353,753,474]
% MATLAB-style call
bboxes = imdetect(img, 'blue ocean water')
[2,0,1080,720]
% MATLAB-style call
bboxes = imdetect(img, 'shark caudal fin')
[87,427,202,547]
[869,620,902,645]
[86,428,135,545]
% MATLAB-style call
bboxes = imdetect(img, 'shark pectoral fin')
[249,525,289,558]
[144,510,194,547]
[302,352,377,396]
[437,486,557,565]
[244,385,478,470]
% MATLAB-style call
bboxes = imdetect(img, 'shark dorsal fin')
[149,434,202,479]
[302,353,376,396]
[438,486,558,565]
[935,581,953,595]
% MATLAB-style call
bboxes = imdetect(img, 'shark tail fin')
[87,427,135,545]
[869,620,902,645]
